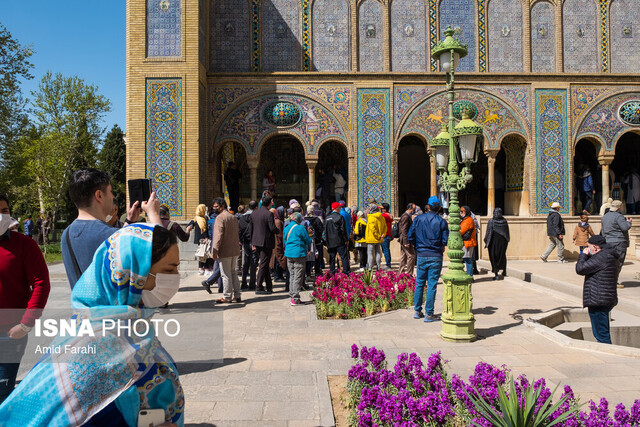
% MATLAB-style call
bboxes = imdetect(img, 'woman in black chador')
[484,207,510,280]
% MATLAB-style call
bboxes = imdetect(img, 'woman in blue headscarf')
[0,223,184,426]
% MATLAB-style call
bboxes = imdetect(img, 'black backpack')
[391,222,400,239]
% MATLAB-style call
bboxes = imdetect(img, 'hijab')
[291,212,303,224]
[0,224,185,426]
[194,204,207,233]
[484,207,510,247]
[460,206,471,219]
[275,206,285,221]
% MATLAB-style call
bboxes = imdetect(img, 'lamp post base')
[440,275,477,342]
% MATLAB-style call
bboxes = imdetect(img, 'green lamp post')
[430,26,483,343]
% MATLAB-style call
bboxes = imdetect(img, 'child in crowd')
[572,213,595,254]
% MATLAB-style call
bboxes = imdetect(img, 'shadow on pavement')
[475,308,545,339]
[620,280,640,288]
[473,306,498,315]
[177,357,247,375]
[185,423,216,426]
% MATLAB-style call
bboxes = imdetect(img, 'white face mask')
[141,273,180,307]
[0,214,18,236]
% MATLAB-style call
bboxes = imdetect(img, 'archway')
[215,141,251,207]
[459,150,489,216]
[397,136,430,216]
[258,135,308,206]
[501,135,527,215]
[611,132,640,213]
[573,139,600,214]
[317,140,349,208]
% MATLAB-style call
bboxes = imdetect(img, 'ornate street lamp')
[430,26,483,343]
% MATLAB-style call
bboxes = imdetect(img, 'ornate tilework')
[312,0,350,71]
[147,0,182,57]
[563,0,598,73]
[294,85,353,130]
[487,0,523,72]
[146,78,182,216]
[535,89,569,214]
[302,0,311,70]
[619,100,640,125]
[262,101,302,127]
[570,86,617,129]
[429,0,438,71]
[394,86,440,128]
[576,92,640,150]
[391,0,427,71]
[216,95,348,155]
[358,0,384,72]
[262,0,301,71]
[439,0,477,71]
[251,0,260,71]
[210,0,251,72]
[599,0,609,72]
[610,0,640,73]
[400,89,526,149]
[211,86,264,131]
[484,86,530,125]
[477,0,487,72]
[502,135,526,191]
[357,89,391,206]
[531,1,556,73]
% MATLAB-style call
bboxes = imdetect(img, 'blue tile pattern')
[610,0,640,73]
[531,1,556,73]
[262,0,301,71]
[147,0,182,57]
[358,0,384,72]
[146,78,183,216]
[535,89,569,214]
[563,0,598,72]
[357,89,391,206]
[439,0,477,71]
[312,0,350,71]
[210,0,251,72]
[487,0,523,72]
[391,0,427,71]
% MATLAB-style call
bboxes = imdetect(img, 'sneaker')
[557,260,568,264]
[204,270,213,277]
[540,256,548,263]
[233,297,242,303]
[424,314,440,323]
[201,281,212,294]
[198,268,205,275]
[290,298,304,306]
[413,311,424,319]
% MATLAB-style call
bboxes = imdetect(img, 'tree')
[21,72,111,232]
[99,124,126,208]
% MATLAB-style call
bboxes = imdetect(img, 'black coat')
[238,212,252,244]
[323,211,348,249]
[576,247,620,308]
[249,206,279,249]
[546,210,565,237]
[306,215,324,244]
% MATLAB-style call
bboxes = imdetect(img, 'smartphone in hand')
[137,409,165,427]
[128,179,152,208]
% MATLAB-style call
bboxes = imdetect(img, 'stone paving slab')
[34,261,640,426]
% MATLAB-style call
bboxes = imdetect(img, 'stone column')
[599,156,614,203]
[306,158,318,202]
[247,156,259,201]
[429,151,437,197]
[486,152,497,215]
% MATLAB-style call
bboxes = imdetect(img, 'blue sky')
[3,1,126,132]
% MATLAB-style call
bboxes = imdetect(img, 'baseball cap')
[428,196,440,207]
[331,202,341,210]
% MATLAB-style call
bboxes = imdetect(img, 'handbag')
[195,238,212,261]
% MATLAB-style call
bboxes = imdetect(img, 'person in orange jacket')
[459,206,477,278]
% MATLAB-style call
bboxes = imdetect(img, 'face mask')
[0,214,18,235]
[105,215,113,223]
[141,273,180,308]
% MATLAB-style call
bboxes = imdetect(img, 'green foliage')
[464,376,582,427]
[98,124,126,208]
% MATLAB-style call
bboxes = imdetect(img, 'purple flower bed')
[347,344,640,426]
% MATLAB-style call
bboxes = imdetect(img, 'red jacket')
[382,212,393,238]
[0,231,50,329]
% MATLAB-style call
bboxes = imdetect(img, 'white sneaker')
[557,260,568,264]
[198,268,205,275]
[204,270,213,277]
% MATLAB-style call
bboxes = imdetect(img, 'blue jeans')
[0,335,28,404]
[463,258,473,276]
[588,306,613,344]
[381,235,392,268]
[204,260,223,292]
[414,257,444,315]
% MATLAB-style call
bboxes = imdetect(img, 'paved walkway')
[40,262,640,426]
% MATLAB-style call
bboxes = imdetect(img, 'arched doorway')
[258,135,308,206]
[215,141,250,206]
[611,132,640,214]
[460,150,489,216]
[573,139,600,214]
[397,136,430,216]
[317,140,349,208]
[501,135,527,216]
